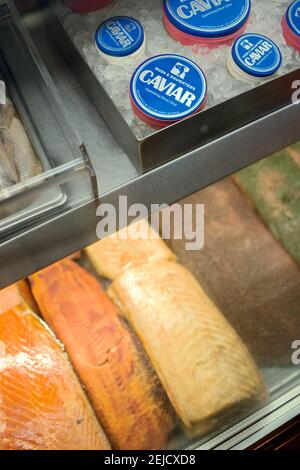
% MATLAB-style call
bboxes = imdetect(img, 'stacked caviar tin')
[129,54,208,129]
[163,0,251,47]
[95,17,145,64]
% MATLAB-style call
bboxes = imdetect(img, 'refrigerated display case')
[0,0,300,450]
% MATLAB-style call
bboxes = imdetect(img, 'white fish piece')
[0,100,15,132]
[4,117,42,181]
[0,137,18,189]
[109,260,267,428]
[86,219,176,280]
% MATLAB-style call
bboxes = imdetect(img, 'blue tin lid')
[164,0,251,38]
[231,33,282,77]
[95,16,144,57]
[130,54,207,121]
[286,0,300,37]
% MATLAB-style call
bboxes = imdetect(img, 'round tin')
[227,33,282,82]
[63,0,115,14]
[130,54,208,128]
[163,0,251,47]
[95,17,145,63]
[282,1,300,52]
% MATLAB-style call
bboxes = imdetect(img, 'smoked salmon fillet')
[108,261,267,428]
[0,280,38,315]
[0,286,110,450]
[85,219,176,280]
[29,259,175,450]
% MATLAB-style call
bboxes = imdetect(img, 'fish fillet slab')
[4,117,42,181]
[169,178,300,366]
[0,280,38,315]
[85,219,176,280]
[109,261,266,428]
[0,137,18,189]
[30,259,174,450]
[0,288,110,450]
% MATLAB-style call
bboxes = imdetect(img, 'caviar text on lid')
[95,17,145,60]
[164,0,251,39]
[130,54,207,128]
[282,1,300,52]
[227,33,282,82]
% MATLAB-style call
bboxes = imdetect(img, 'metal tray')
[43,0,300,173]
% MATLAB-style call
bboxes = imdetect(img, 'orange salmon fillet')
[29,259,175,450]
[85,219,175,280]
[108,261,267,428]
[0,287,110,450]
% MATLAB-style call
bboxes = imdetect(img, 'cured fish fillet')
[0,137,17,189]
[85,219,176,280]
[30,259,175,450]
[0,280,38,315]
[0,92,41,189]
[0,286,110,450]
[169,179,300,366]
[109,261,266,428]
[234,145,300,266]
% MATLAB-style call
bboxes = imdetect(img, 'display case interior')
[1,145,300,449]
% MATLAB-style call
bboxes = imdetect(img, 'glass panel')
[1,145,299,450]
[0,1,97,237]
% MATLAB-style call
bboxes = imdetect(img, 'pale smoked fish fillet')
[86,219,176,280]
[0,286,110,450]
[168,179,300,365]
[30,259,174,450]
[109,261,266,427]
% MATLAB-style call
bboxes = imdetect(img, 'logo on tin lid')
[164,0,251,38]
[287,0,300,36]
[95,16,144,57]
[130,54,207,121]
[232,33,282,77]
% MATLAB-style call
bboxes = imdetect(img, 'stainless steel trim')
[43,0,300,173]
[1,96,300,288]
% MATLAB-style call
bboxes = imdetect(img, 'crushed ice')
[55,0,300,140]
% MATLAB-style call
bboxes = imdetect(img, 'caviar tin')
[227,33,282,83]
[282,0,300,52]
[130,54,207,128]
[95,17,145,63]
[63,0,115,14]
[163,0,251,47]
